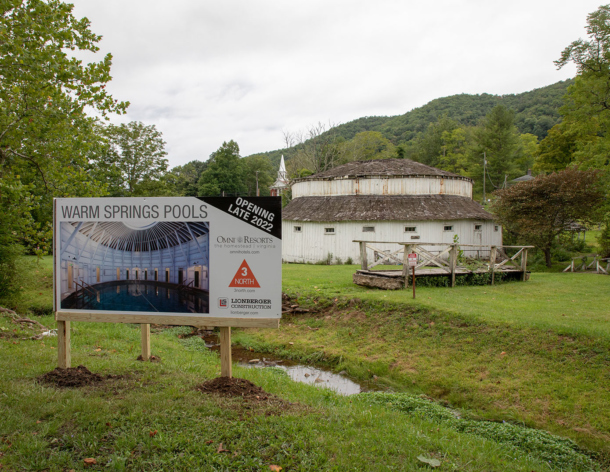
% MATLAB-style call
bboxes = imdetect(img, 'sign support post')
[220,327,232,378]
[57,319,71,368]
[412,265,416,299]
[141,324,151,361]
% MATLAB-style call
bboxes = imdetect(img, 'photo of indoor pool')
[58,220,210,314]
[61,280,209,313]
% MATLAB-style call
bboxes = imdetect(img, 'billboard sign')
[54,196,281,327]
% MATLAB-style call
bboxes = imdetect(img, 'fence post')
[490,246,497,285]
[521,248,528,281]
[450,244,457,287]
[360,242,368,270]
[402,244,412,289]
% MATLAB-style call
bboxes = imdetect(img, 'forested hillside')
[254,79,572,168]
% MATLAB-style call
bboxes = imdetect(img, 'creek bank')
[203,333,374,396]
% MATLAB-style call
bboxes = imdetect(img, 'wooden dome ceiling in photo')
[67,221,209,253]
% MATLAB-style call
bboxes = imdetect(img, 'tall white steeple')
[271,155,289,196]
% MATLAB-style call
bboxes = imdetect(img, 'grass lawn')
[1,257,609,470]
[282,264,610,340]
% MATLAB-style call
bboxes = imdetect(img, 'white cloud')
[70,0,597,167]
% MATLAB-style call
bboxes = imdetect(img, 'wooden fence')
[354,240,534,287]
[563,254,609,274]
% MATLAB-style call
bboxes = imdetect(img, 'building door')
[135,269,139,280]
[116,268,120,280]
[154,269,158,281]
[178,269,184,285]
[144,269,148,281]
[194,270,200,288]
[126,269,130,280]
[165,269,169,283]
[96,267,100,283]
[68,264,73,289]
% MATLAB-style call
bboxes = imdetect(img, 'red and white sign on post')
[408,253,417,299]
[407,253,418,267]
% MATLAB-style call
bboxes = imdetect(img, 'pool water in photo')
[62,280,209,313]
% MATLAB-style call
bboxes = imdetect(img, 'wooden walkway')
[353,240,533,288]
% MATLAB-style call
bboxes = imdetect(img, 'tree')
[491,168,605,267]
[472,105,522,190]
[404,115,459,167]
[170,160,208,196]
[242,154,274,196]
[338,131,395,163]
[95,122,171,196]
[284,122,341,175]
[0,0,127,255]
[198,140,246,196]
[437,127,472,175]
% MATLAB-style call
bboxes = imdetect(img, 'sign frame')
[53,196,282,375]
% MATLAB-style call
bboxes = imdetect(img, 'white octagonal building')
[281,159,501,263]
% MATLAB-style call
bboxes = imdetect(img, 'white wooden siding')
[292,177,472,199]
[282,220,502,264]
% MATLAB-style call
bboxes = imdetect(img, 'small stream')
[203,335,376,396]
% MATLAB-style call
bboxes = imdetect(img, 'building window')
[474,224,482,231]
[494,225,499,232]
[362,226,375,232]
[444,225,454,231]
[404,226,417,232]
[325,227,335,234]
[294,226,302,233]
[410,235,420,240]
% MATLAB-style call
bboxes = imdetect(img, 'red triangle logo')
[229,259,260,288]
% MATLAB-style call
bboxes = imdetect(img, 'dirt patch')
[195,377,302,417]
[195,377,274,400]
[136,354,161,362]
[39,365,107,388]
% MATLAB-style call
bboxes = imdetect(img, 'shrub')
[598,220,610,258]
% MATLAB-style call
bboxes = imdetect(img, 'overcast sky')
[70,0,602,168]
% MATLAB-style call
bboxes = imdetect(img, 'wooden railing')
[563,254,609,274]
[73,280,100,306]
[177,279,195,292]
[354,240,534,287]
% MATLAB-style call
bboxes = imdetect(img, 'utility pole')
[482,152,486,206]
[256,171,260,196]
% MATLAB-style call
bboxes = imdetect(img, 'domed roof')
[68,221,209,252]
[294,159,467,181]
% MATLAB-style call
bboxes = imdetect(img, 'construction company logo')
[229,259,260,288]
[218,298,228,309]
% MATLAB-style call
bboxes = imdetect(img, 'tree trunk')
[544,248,552,268]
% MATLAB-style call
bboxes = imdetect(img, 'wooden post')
[412,265,416,299]
[450,244,457,288]
[141,324,151,361]
[360,242,368,270]
[521,249,528,281]
[402,244,412,288]
[57,319,71,369]
[220,326,232,378]
[490,246,497,286]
